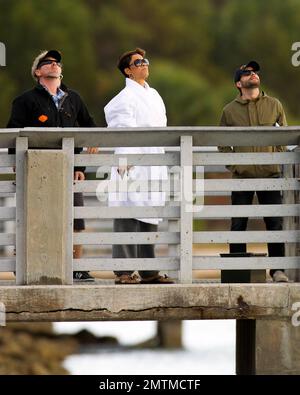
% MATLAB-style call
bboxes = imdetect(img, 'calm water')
[54,320,236,375]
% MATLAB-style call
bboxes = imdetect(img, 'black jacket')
[7,83,96,170]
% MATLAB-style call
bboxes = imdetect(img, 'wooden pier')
[0,126,299,374]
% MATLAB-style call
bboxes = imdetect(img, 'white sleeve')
[152,89,167,125]
[104,94,137,128]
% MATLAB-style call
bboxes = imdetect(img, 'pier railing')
[0,126,299,285]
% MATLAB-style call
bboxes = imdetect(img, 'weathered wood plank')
[203,178,300,192]
[193,230,300,243]
[193,256,300,270]
[0,129,20,148]
[74,178,300,193]
[0,181,16,193]
[0,207,16,220]
[73,257,179,271]
[73,232,180,245]
[62,138,74,285]
[0,258,16,271]
[74,206,180,219]
[2,126,300,147]
[12,126,300,147]
[180,136,193,283]
[25,150,70,285]
[168,219,180,279]
[282,164,297,258]
[193,152,300,165]
[15,137,28,285]
[193,204,300,218]
[0,154,15,166]
[74,153,179,166]
[0,283,298,322]
[0,233,15,245]
[73,180,175,193]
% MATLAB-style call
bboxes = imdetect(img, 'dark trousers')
[113,218,159,279]
[230,190,285,277]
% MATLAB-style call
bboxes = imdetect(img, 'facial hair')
[240,78,260,89]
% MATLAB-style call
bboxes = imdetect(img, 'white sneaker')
[272,270,289,283]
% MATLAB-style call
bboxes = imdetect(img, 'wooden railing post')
[62,138,74,284]
[179,136,193,283]
[15,138,74,285]
[168,219,180,280]
[284,145,300,282]
[283,161,296,257]
[16,137,28,285]
[294,145,300,281]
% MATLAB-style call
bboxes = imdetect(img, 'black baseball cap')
[37,50,61,68]
[234,60,260,83]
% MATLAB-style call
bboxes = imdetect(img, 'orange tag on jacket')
[38,114,48,123]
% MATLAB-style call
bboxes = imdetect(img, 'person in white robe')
[104,48,173,285]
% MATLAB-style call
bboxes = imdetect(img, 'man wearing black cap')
[218,61,288,283]
[7,49,98,282]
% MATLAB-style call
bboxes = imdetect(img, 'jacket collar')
[235,91,266,104]
[125,78,150,91]
[35,82,68,94]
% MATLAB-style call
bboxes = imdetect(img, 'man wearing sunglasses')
[218,60,288,283]
[104,48,173,285]
[7,49,98,282]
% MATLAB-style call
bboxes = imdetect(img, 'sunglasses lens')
[242,70,259,76]
[38,60,61,68]
[133,58,149,67]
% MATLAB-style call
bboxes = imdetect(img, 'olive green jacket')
[218,92,287,178]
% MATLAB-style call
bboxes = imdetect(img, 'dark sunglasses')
[129,58,149,67]
[241,69,259,77]
[37,59,62,68]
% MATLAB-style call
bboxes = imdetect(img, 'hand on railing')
[87,147,99,154]
[74,171,85,181]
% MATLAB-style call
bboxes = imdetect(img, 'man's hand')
[74,171,85,181]
[87,147,99,154]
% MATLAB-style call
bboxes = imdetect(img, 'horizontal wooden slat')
[74,178,300,194]
[75,153,179,166]
[74,232,180,245]
[74,229,299,245]
[0,207,16,220]
[193,204,300,218]
[193,230,300,243]
[74,204,298,220]
[74,206,180,219]
[0,233,15,245]
[203,178,300,191]
[73,257,179,271]
[0,154,15,167]
[74,180,174,193]
[193,152,300,165]
[0,181,16,193]
[0,129,19,149]
[0,258,16,271]
[193,256,300,270]
[13,126,300,147]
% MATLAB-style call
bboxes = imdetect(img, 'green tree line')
[0,0,300,127]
